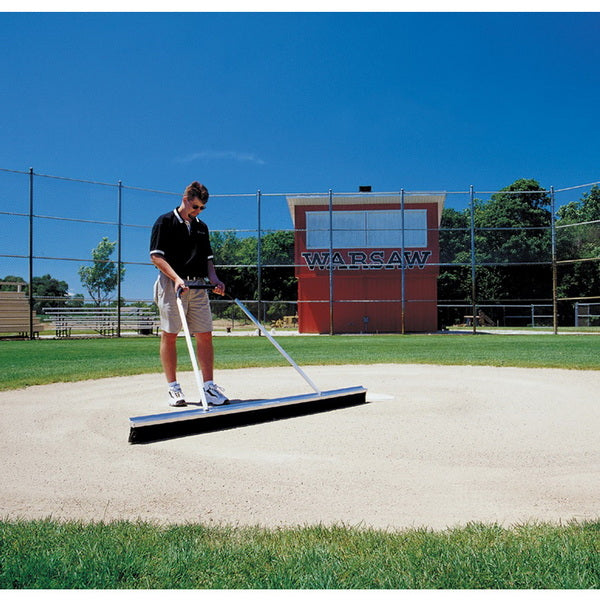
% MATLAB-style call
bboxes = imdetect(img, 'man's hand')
[174,277,188,296]
[211,279,226,296]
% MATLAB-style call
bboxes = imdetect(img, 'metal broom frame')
[185,281,322,397]
[128,282,367,443]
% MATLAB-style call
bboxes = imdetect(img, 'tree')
[78,237,125,306]
[557,185,600,225]
[437,179,555,327]
[556,185,600,258]
[210,231,257,303]
[438,207,471,303]
[0,274,70,312]
[555,185,600,303]
[259,231,297,321]
[475,179,552,265]
[470,179,553,302]
[31,274,70,312]
[0,275,27,292]
[210,230,296,322]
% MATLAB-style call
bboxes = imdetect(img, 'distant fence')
[437,303,555,329]
[1,167,598,337]
[575,302,600,327]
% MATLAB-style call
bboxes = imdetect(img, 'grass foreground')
[0,332,599,391]
[1,519,599,589]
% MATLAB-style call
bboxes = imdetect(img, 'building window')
[305,209,428,249]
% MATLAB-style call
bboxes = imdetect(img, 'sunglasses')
[190,203,206,211]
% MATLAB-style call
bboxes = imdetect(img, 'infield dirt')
[1,364,598,530]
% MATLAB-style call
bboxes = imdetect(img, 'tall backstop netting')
[1,167,598,337]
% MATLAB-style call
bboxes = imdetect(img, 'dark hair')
[184,181,209,203]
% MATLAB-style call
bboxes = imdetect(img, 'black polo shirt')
[150,208,214,278]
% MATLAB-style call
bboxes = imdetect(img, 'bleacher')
[0,283,44,338]
[43,306,160,337]
[463,310,497,327]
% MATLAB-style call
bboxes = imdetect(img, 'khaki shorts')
[153,272,213,334]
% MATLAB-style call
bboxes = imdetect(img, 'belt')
[183,276,203,280]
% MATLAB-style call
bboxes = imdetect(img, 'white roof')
[286,193,446,226]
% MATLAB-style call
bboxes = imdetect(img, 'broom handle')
[233,298,322,396]
[176,289,210,412]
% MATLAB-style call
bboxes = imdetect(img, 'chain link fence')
[1,167,598,337]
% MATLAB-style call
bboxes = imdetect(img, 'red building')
[287,192,446,333]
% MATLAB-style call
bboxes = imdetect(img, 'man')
[150,181,229,407]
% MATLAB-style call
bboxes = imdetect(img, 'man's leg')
[160,331,179,383]
[194,331,228,405]
[193,331,214,382]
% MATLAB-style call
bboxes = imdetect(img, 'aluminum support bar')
[233,298,322,396]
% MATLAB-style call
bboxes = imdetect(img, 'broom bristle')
[129,387,366,444]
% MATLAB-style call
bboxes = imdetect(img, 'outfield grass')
[1,519,599,589]
[0,333,598,391]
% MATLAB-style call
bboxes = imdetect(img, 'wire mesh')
[0,167,598,336]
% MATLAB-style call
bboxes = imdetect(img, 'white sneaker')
[168,386,187,407]
[204,383,229,406]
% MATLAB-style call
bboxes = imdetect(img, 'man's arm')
[150,253,187,293]
[206,259,225,296]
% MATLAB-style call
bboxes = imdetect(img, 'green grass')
[1,519,599,589]
[0,333,599,391]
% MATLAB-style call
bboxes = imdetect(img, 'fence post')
[256,189,262,328]
[400,188,406,335]
[550,185,558,334]
[469,185,477,334]
[117,180,123,337]
[327,189,335,335]
[28,167,34,340]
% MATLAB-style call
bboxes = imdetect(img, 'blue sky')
[1,11,599,298]
[3,11,599,193]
